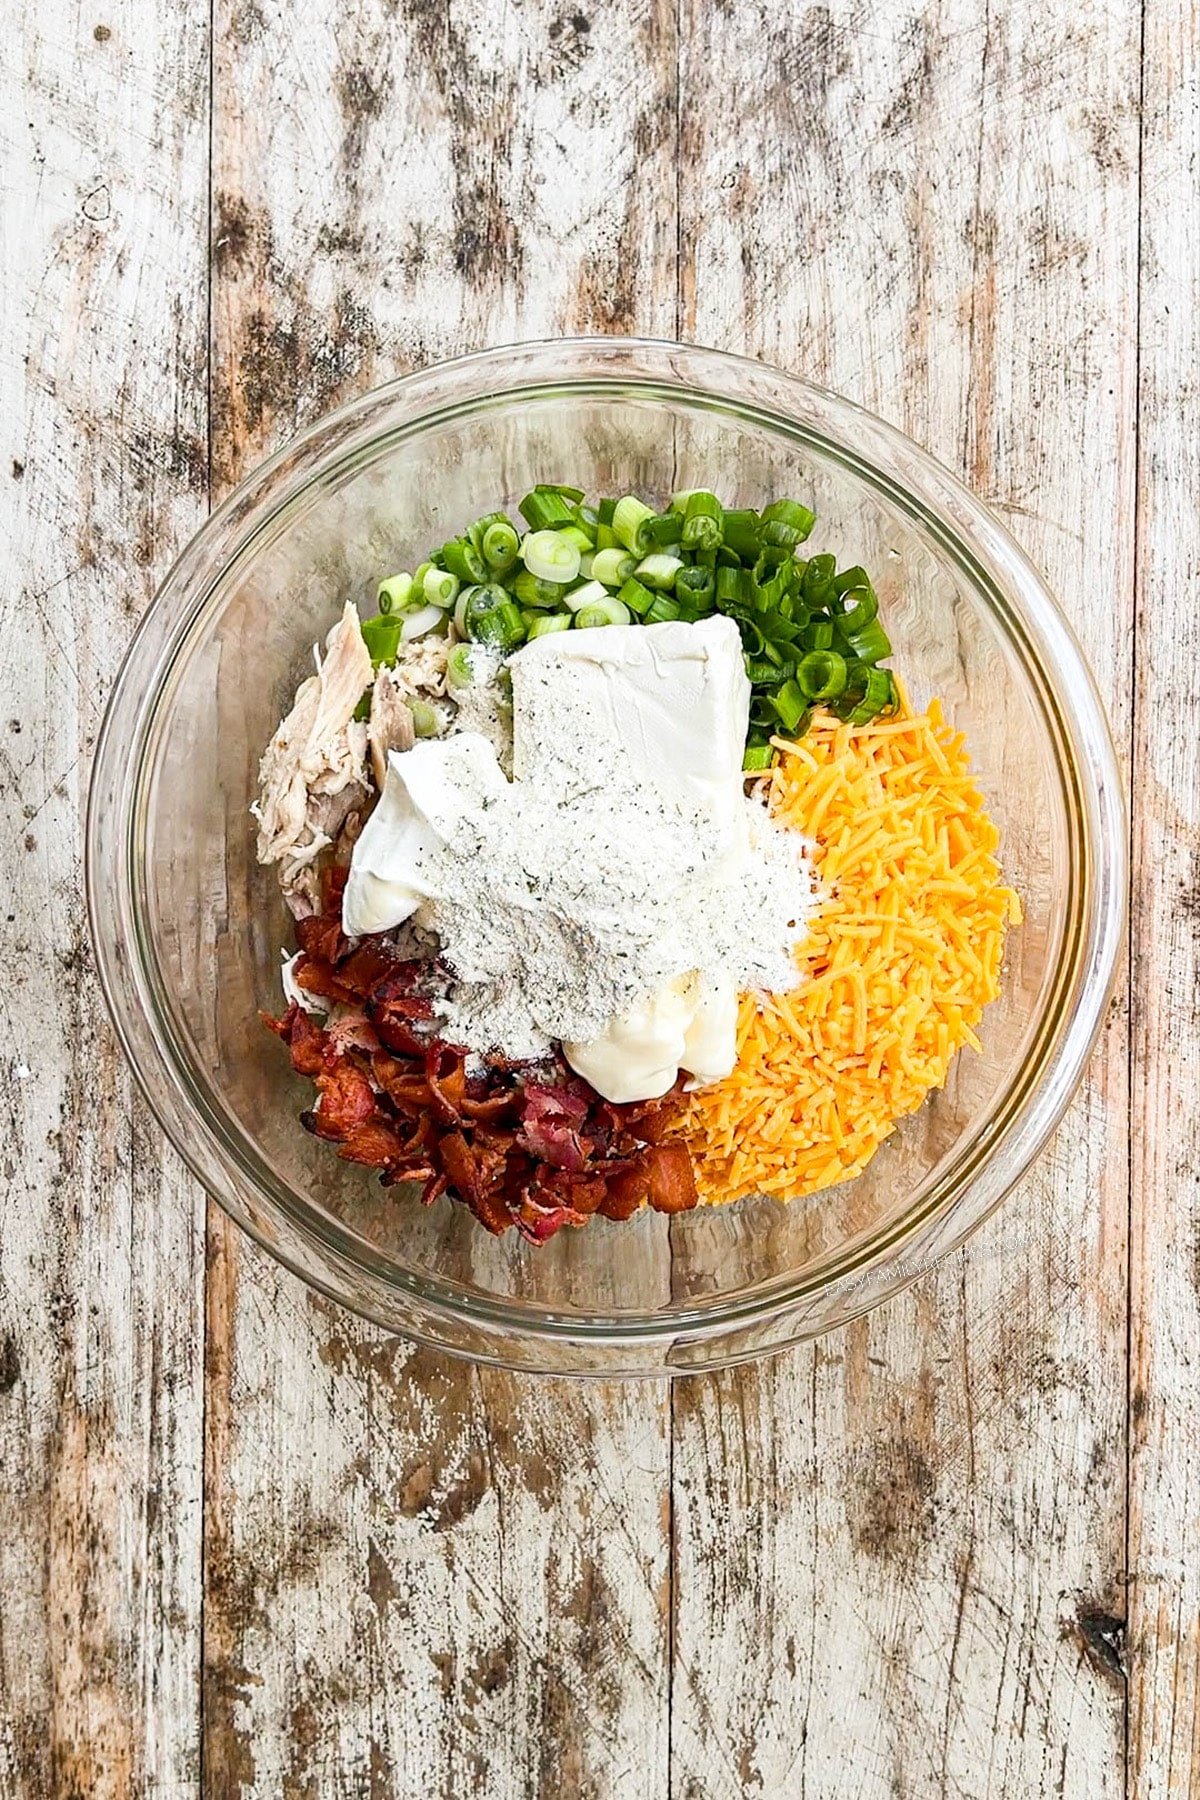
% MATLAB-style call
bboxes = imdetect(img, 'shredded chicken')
[254,602,372,913]
[366,666,416,791]
[384,631,450,701]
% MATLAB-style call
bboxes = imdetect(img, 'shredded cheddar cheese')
[681,700,1022,1204]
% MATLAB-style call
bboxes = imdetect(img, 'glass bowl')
[86,338,1126,1376]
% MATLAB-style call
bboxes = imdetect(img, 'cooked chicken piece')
[366,666,416,790]
[254,602,372,910]
[386,631,450,700]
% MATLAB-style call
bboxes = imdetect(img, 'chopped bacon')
[312,1060,376,1131]
[262,1003,331,1078]
[264,889,698,1241]
[424,1047,466,1125]
[295,911,346,967]
[642,1142,699,1213]
[325,1007,381,1055]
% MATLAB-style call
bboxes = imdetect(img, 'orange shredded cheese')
[681,700,1022,1204]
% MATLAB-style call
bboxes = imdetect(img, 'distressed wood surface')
[0,1,210,1795]
[2,1,1198,1796]
[1128,2,1200,1793]
[203,3,678,1795]
[670,6,1137,1797]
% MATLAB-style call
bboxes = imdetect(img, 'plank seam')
[197,0,216,1784]
[1125,1,1149,1793]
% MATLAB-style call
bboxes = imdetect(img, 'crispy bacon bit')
[264,888,698,1241]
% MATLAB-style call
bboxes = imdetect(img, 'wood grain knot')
[1067,1602,1127,1687]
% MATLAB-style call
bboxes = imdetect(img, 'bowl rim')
[86,334,1128,1371]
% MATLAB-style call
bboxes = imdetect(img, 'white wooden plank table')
[1,2,1197,1795]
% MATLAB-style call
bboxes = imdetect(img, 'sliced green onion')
[401,603,444,641]
[409,699,442,737]
[441,538,486,584]
[675,565,715,605]
[836,666,897,725]
[413,560,432,589]
[453,584,480,636]
[834,564,871,595]
[512,570,564,609]
[761,498,816,541]
[715,564,743,605]
[801,553,837,606]
[559,522,595,554]
[361,615,403,669]
[575,597,632,629]
[682,490,723,550]
[669,488,696,512]
[618,576,655,618]
[591,546,636,587]
[721,509,763,560]
[522,529,581,584]
[468,509,507,549]
[597,498,617,526]
[635,552,683,591]
[447,643,477,691]
[527,612,573,640]
[743,743,775,772]
[802,619,835,650]
[743,656,780,684]
[563,579,611,614]
[643,594,681,625]
[470,599,526,650]
[377,572,413,614]
[612,496,656,554]
[846,620,891,665]
[456,582,506,638]
[643,513,684,548]
[770,679,808,735]
[423,566,460,608]
[481,519,520,572]
[594,522,618,551]
[797,649,849,702]
[836,585,879,635]
[519,486,576,531]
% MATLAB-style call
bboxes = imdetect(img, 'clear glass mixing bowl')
[86,338,1126,1375]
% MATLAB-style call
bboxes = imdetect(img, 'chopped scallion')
[423,566,460,608]
[361,615,402,669]
[409,699,442,737]
[480,519,520,572]
[522,529,581,584]
[441,538,486,584]
[447,644,476,691]
[612,495,656,555]
[575,597,632,629]
[591,546,636,587]
[743,743,775,772]
[377,572,413,614]
[682,490,723,551]
[635,552,684,590]
[527,612,573,640]
[563,579,611,614]
[401,603,445,641]
[797,649,849,702]
[470,599,527,650]
[512,570,562,609]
